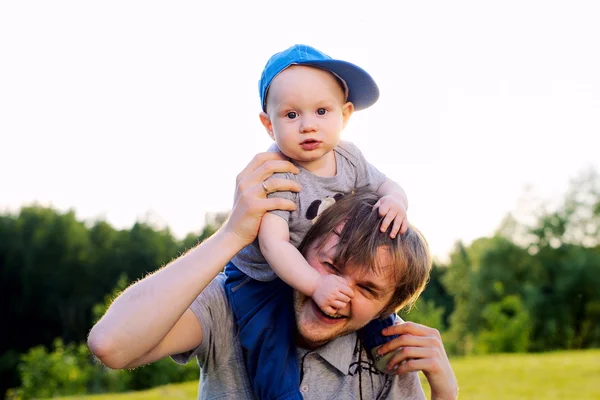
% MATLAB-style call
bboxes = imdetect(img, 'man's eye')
[359,286,376,297]
[286,112,297,119]
[317,108,327,115]
[323,262,338,272]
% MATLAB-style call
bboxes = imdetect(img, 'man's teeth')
[322,310,344,319]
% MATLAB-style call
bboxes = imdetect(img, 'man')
[88,152,458,399]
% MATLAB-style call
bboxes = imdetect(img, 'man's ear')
[341,102,354,129]
[259,112,275,141]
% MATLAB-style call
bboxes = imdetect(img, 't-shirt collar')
[309,332,358,375]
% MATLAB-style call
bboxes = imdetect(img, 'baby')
[225,44,409,400]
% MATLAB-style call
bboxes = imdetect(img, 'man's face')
[294,231,397,350]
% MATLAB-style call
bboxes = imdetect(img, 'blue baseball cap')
[259,44,380,112]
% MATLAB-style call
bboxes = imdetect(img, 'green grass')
[53,382,198,400]
[421,349,600,400]
[56,350,600,400]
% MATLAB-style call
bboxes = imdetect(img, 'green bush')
[14,338,96,399]
[88,272,199,390]
[475,295,531,354]
[401,298,445,331]
[10,338,198,399]
[127,358,199,390]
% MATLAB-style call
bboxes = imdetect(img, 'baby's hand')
[375,194,408,238]
[312,274,354,316]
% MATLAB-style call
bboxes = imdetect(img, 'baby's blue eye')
[286,112,297,119]
[317,108,327,115]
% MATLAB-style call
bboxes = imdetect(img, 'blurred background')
[1,1,599,399]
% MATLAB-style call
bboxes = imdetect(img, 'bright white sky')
[1,1,598,260]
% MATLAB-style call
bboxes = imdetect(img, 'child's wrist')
[306,276,319,297]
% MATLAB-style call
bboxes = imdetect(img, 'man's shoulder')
[188,273,230,325]
[171,273,232,365]
[203,273,227,297]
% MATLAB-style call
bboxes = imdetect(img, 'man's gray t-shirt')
[231,140,387,281]
[172,274,426,400]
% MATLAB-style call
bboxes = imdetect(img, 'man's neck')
[295,333,328,351]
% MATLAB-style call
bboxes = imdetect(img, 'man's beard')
[293,290,356,349]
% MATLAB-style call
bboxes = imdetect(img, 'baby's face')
[262,65,353,173]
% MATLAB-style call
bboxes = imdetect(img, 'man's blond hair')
[298,190,432,316]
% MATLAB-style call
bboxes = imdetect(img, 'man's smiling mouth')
[319,307,346,319]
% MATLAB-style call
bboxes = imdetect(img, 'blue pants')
[225,262,302,400]
[224,262,398,399]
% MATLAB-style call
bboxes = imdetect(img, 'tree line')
[0,208,219,398]
[1,169,598,398]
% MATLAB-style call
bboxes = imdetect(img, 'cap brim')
[297,59,380,111]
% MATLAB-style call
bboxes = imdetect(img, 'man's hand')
[312,274,354,316]
[378,322,458,400]
[374,194,408,239]
[223,152,301,246]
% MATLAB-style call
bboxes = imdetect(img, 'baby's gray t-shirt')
[231,140,387,281]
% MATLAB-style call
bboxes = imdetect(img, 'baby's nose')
[299,117,317,133]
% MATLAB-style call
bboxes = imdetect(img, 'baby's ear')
[341,102,354,128]
[259,112,275,140]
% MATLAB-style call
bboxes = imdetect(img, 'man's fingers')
[238,158,298,193]
[237,159,299,196]
[384,321,442,339]
[387,346,433,371]
[253,159,299,181]
[237,152,289,182]
[262,178,301,195]
[262,198,297,213]
[378,334,436,356]
[394,357,436,376]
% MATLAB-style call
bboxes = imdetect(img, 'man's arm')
[259,214,354,315]
[88,152,300,369]
[88,230,244,369]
